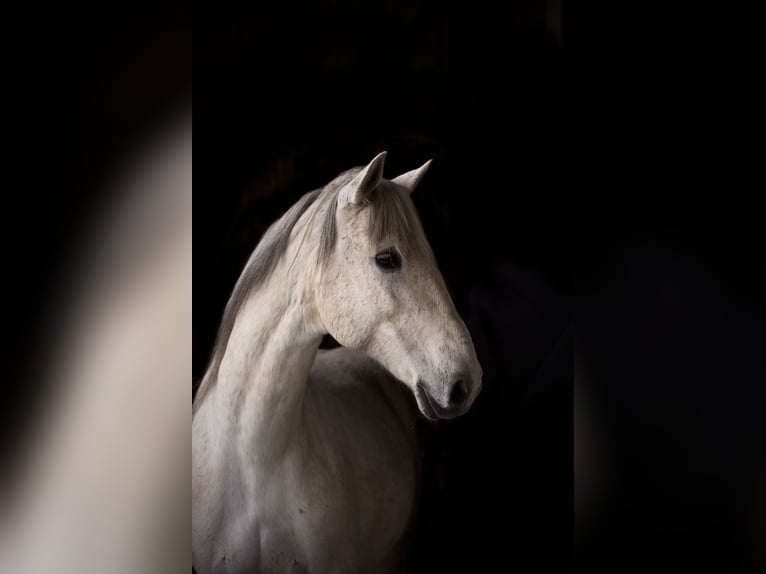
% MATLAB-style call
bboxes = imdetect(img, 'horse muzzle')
[415,377,480,421]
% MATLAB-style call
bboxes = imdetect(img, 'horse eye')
[374,248,402,271]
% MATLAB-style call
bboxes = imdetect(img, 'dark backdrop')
[196,0,571,571]
[573,3,765,573]
[0,1,761,572]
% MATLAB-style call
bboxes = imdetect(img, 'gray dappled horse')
[193,153,482,573]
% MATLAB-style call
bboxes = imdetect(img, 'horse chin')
[415,396,438,421]
[414,382,441,421]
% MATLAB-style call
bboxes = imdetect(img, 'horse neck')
[202,251,324,462]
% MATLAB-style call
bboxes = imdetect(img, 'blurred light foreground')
[0,118,191,574]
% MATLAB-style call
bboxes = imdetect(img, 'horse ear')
[339,151,387,206]
[392,159,432,195]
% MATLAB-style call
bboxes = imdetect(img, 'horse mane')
[193,164,433,416]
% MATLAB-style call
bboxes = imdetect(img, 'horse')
[192,152,482,573]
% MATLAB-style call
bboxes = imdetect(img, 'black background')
[573,3,765,573]
[1,1,763,572]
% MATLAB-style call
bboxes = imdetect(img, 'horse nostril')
[449,379,469,407]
